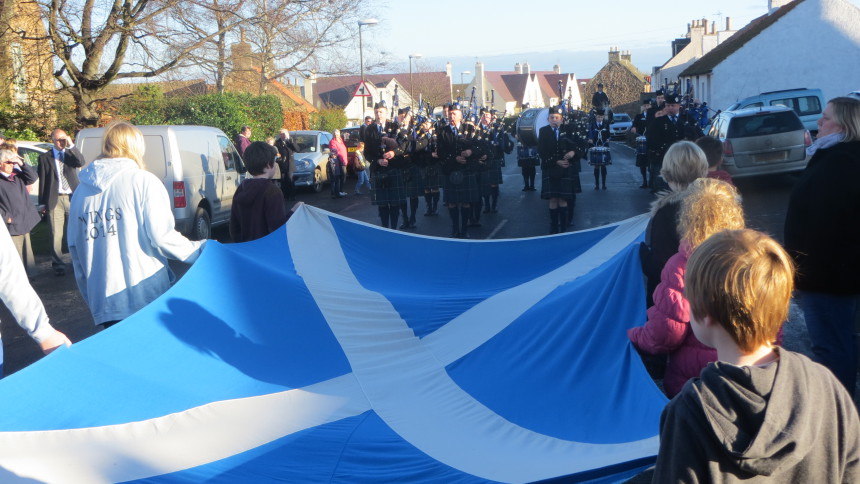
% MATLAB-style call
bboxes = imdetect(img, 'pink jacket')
[627,242,717,397]
[330,137,348,166]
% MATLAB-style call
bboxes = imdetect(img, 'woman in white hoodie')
[68,122,205,328]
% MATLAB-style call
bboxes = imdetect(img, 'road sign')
[354,81,372,97]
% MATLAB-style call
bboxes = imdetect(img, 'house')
[583,48,650,113]
[307,71,450,124]
[679,0,860,111]
[0,0,56,118]
[651,18,738,93]
[465,63,581,115]
[224,37,317,117]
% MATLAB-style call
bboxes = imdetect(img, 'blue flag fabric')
[0,205,667,483]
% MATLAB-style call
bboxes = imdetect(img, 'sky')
[361,0,860,81]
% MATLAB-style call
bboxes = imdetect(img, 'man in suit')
[646,94,686,192]
[37,129,85,276]
[538,106,581,234]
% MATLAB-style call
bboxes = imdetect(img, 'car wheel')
[191,207,211,241]
[313,168,324,193]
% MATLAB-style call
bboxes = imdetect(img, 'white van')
[725,88,824,135]
[76,125,246,240]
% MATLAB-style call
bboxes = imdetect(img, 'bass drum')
[515,108,549,147]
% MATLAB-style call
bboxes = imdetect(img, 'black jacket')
[274,137,298,179]
[37,147,85,210]
[591,91,610,110]
[436,122,484,175]
[0,164,41,236]
[784,140,860,294]
[646,115,687,164]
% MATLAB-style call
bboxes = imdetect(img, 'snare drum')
[636,136,648,155]
[588,146,611,166]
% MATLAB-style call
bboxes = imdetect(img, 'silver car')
[609,113,632,139]
[706,106,811,178]
[290,130,332,193]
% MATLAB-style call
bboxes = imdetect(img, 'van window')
[727,112,803,138]
[217,136,242,171]
[770,96,821,116]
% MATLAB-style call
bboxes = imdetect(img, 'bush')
[121,85,167,125]
[161,92,284,141]
[309,108,347,132]
[0,103,47,140]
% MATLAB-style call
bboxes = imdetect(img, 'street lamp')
[408,53,422,108]
[460,71,470,100]
[358,18,378,119]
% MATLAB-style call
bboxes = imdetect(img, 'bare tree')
[410,63,453,111]
[242,0,370,85]
[27,0,244,127]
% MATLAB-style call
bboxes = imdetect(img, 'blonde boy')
[653,229,859,482]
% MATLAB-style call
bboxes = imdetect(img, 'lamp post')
[459,71,470,101]
[408,53,422,108]
[358,18,378,119]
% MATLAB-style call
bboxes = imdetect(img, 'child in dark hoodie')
[229,141,292,243]
[653,229,859,482]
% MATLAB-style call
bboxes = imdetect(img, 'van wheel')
[191,207,211,241]
[313,169,324,193]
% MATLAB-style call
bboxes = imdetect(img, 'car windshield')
[727,112,803,138]
[292,134,318,153]
[612,114,630,123]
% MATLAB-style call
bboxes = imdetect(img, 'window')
[11,43,27,104]
[366,96,373,108]
[727,112,803,138]
[217,136,242,171]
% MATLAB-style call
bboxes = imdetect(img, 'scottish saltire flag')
[0,205,667,483]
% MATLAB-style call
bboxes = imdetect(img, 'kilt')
[443,170,480,204]
[371,168,407,205]
[486,157,504,185]
[635,153,648,168]
[404,164,423,198]
[541,162,581,199]
[475,167,491,196]
[422,163,444,190]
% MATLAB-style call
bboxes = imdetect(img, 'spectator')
[653,229,860,482]
[68,122,205,329]
[629,178,745,397]
[229,141,295,243]
[784,96,860,394]
[353,141,371,195]
[640,141,708,307]
[328,129,348,198]
[275,129,298,201]
[0,222,71,377]
[696,135,734,185]
[37,129,86,276]
[0,149,41,275]
[358,116,373,142]
[235,126,252,158]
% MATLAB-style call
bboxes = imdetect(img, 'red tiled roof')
[250,66,316,112]
[680,0,804,77]
[314,72,449,105]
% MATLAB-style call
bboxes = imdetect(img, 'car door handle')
[226,175,232,181]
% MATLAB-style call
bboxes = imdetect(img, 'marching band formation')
[358,83,706,237]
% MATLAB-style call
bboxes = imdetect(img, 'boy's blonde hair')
[679,178,745,249]
[660,141,708,189]
[101,121,145,168]
[685,229,793,353]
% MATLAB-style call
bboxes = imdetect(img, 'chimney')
[553,64,561,74]
[303,70,316,105]
[608,47,621,62]
[711,23,715,35]
[726,17,732,30]
[621,51,631,63]
[702,18,708,32]
[230,28,253,71]
[515,62,522,74]
[523,62,530,75]
[446,62,452,79]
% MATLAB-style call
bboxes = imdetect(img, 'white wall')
[704,0,860,110]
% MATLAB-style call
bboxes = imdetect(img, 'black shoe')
[399,223,409,230]
[528,186,536,191]
[424,211,432,216]
[468,221,482,227]
[639,183,648,189]
[54,268,65,276]
[594,185,599,190]
[602,185,607,190]
[459,232,470,239]
[490,208,498,213]
[482,209,490,214]
[522,187,529,191]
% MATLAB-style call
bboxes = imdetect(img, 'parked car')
[290,130,332,192]
[725,88,824,135]
[608,113,632,139]
[707,106,811,178]
[340,126,362,177]
[77,125,245,240]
